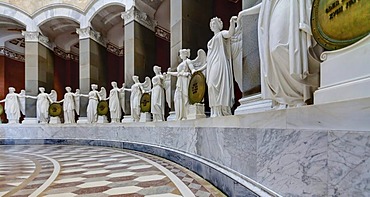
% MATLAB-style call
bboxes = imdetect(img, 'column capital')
[76,27,106,46]
[121,6,157,31]
[21,31,39,42]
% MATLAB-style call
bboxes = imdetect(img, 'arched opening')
[0,16,26,123]
[39,18,80,100]
[89,4,125,87]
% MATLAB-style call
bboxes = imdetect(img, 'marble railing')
[1,97,369,196]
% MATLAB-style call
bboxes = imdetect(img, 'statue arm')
[222,16,238,38]
[26,95,37,99]
[166,71,178,77]
[0,98,5,103]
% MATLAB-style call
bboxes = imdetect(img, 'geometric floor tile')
[0,145,226,197]
[134,175,166,182]
[103,186,143,195]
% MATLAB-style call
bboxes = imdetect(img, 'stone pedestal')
[235,94,273,115]
[77,117,88,124]
[49,117,61,124]
[140,112,152,122]
[97,115,108,123]
[22,118,38,125]
[122,115,133,123]
[314,35,370,105]
[187,103,206,120]
[167,111,176,121]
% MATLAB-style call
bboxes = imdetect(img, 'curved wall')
[1,98,370,197]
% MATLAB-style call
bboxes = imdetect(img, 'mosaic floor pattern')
[0,145,225,197]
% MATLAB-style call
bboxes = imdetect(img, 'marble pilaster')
[76,27,105,121]
[121,6,157,114]
[22,31,54,124]
[169,0,213,117]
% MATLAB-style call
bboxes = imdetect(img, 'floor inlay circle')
[0,145,225,197]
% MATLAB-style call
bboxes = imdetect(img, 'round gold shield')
[0,104,3,115]
[140,93,151,112]
[311,0,370,50]
[49,103,62,117]
[188,71,206,104]
[97,100,109,115]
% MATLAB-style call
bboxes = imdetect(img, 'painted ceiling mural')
[0,0,94,15]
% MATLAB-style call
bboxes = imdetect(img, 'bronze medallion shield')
[311,0,370,50]
[97,100,109,115]
[140,93,151,112]
[188,71,206,105]
[49,103,62,117]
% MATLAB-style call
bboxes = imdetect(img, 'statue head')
[153,65,161,74]
[39,87,45,93]
[65,86,71,92]
[111,81,117,88]
[210,17,223,32]
[179,49,190,60]
[8,87,15,93]
[132,75,139,83]
[91,84,98,90]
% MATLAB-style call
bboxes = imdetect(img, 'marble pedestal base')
[22,118,38,124]
[49,117,61,124]
[235,94,273,115]
[167,111,176,121]
[314,35,370,104]
[77,117,88,124]
[140,112,152,122]
[97,115,108,123]
[122,115,133,123]
[187,103,206,120]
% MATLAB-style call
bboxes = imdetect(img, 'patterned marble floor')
[0,145,225,197]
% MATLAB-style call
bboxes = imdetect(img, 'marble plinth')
[76,117,88,124]
[315,34,370,105]
[167,111,176,121]
[235,94,273,115]
[22,117,38,124]
[140,112,152,122]
[97,115,108,123]
[122,115,133,123]
[49,117,61,124]
[187,103,206,120]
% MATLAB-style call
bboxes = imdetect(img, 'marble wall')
[1,124,369,196]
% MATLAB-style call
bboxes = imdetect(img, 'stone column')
[76,27,106,123]
[121,6,157,119]
[234,0,273,115]
[168,0,214,120]
[22,31,54,124]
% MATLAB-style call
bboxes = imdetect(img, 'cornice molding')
[155,26,170,42]
[54,47,79,62]
[121,6,157,31]
[76,27,106,47]
[0,47,25,62]
[107,42,123,56]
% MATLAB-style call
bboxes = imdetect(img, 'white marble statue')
[167,49,192,120]
[240,0,320,108]
[79,84,106,123]
[58,87,79,124]
[124,76,151,122]
[195,16,238,117]
[150,66,165,122]
[0,87,25,124]
[163,68,172,109]
[107,81,124,123]
[26,87,57,124]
